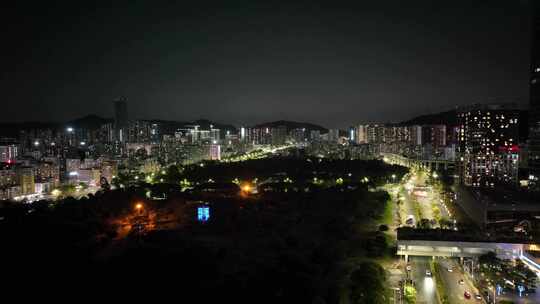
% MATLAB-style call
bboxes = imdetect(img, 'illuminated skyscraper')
[529,2,540,188]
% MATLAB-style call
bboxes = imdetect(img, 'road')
[437,258,482,304]
[398,170,456,229]
[409,256,437,304]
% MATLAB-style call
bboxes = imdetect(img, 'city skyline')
[1,1,531,128]
[3,2,540,302]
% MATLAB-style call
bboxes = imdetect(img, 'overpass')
[397,228,540,272]
[381,152,454,171]
[397,239,523,261]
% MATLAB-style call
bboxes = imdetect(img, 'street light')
[242,184,251,193]
[135,203,143,214]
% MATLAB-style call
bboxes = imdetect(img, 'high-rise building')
[150,123,160,143]
[430,125,447,148]
[457,104,520,188]
[328,129,340,142]
[355,125,368,144]
[310,130,321,142]
[210,127,221,143]
[348,126,355,142]
[0,144,18,163]
[409,125,423,146]
[271,126,287,145]
[114,97,128,142]
[529,2,540,188]
[366,125,377,143]
[240,127,246,141]
[290,128,306,143]
[18,166,35,195]
[209,144,221,160]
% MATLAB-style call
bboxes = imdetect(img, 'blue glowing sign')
[197,206,210,222]
[517,285,525,297]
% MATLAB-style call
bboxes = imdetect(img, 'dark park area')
[0,157,406,303]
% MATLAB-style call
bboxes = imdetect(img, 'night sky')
[1,1,531,128]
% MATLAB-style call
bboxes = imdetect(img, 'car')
[474,294,482,300]
[447,267,453,272]
[425,270,432,277]
[458,279,465,285]
[464,291,471,299]
[405,215,415,226]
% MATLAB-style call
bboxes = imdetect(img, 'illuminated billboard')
[197,206,210,222]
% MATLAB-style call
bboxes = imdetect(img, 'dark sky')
[1,1,531,128]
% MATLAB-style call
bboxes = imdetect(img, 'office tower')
[114,97,128,142]
[457,104,520,188]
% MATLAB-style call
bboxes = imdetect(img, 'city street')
[437,258,482,304]
[398,170,453,228]
[409,256,438,304]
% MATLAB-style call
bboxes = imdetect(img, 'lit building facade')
[0,144,18,163]
[457,104,520,188]
[209,144,221,160]
[18,166,35,195]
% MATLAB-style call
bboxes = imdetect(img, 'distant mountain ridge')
[400,110,457,126]
[252,120,327,133]
[67,114,113,130]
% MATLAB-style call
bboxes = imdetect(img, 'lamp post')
[135,202,143,215]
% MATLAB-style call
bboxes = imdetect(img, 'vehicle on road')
[458,279,464,285]
[425,270,432,277]
[406,265,412,271]
[447,267,453,272]
[474,294,482,300]
[464,291,471,299]
[405,215,415,226]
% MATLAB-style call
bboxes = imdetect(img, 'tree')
[479,251,500,267]
[349,262,386,304]
[165,165,182,184]
[417,218,431,229]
